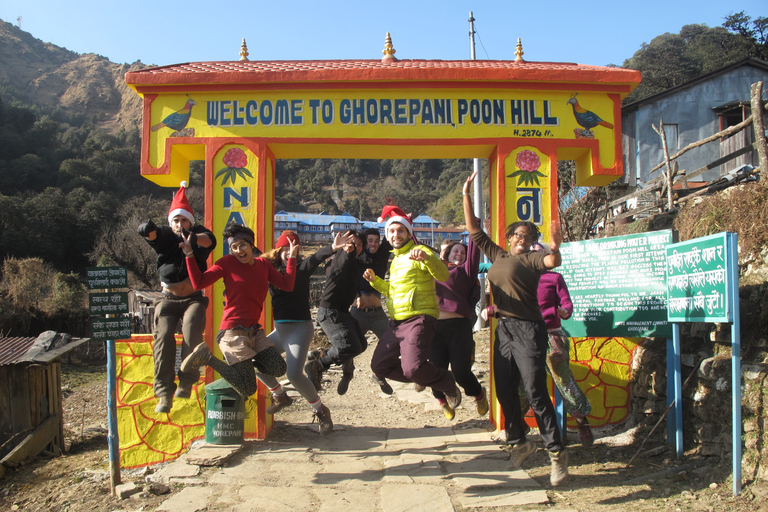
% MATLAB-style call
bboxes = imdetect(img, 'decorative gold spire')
[239,39,250,61]
[382,32,397,62]
[514,37,525,62]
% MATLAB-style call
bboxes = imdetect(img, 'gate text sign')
[666,233,731,323]
[560,230,674,337]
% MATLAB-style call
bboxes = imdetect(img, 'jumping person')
[138,182,216,414]
[257,230,352,434]
[350,228,391,345]
[462,171,569,487]
[305,231,368,396]
[531,241,593,447]
[431,238,488,420]
[179,222,298,406]
[365,205,462,417]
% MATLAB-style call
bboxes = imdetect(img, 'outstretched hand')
[409,248,428,261]
[179,231,193,255]
[333,231,354,251]
[549,221,563,251]
[287,238,300,258]
[463,170,478,195]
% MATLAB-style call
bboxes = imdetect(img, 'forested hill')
[0,19,144,133]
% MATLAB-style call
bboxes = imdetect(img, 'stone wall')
[629,322,768,482]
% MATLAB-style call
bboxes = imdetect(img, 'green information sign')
[89,292,129,316]
[560,230,674,337]
[666,232,732,323]
[90,317,131,340]
[86,266,127,289]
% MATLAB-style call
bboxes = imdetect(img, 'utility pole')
[469,11,487,330]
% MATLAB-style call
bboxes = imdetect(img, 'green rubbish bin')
[204,378,245,445]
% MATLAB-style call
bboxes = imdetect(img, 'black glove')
[138,219,157,238]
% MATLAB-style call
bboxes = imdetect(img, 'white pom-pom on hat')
[180,181,188,188]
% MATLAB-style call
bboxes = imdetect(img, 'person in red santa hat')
[363,203,462,418]
[138,182,217,414]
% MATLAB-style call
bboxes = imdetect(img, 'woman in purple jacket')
[533,242,593,446]
[430,238,488,420]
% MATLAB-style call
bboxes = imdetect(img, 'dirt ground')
[2,329,767,512]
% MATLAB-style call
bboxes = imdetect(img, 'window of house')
[662,124,679,151]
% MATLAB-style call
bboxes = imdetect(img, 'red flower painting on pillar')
[507,150,547,186]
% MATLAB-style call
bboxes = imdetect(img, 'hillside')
[0,18,143,133]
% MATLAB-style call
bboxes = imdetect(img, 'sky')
[0,1,763,67]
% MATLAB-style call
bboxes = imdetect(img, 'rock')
[114,482,141,500]
[147,482,171,495]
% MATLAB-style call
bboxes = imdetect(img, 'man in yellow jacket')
[364,205,463,417]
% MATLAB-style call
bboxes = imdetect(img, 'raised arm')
[543,221,563,269]
[462,171,481,235]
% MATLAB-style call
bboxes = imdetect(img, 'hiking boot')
[307,348,326,361]
[441,402,456,420]
[475,393,489,416]
[174,383,193,399]
[155,395,172,414]
[180,342,211,374]
[577,419,594,448]
[304,358,325,391]
[313,405,333,435]
[371,375,393,395]
[337,359,355,395]
[445,386,462,410]
[414,383,426,392]
[505,438,536,470]
[267,392,294,415]
[549,449,569,486]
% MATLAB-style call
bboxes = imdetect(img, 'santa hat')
[275,230,300,248]
[168,181,195,226]
[378,204,413,235]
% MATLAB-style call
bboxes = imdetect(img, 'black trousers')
[430,317,483,400]
[494,316,562,452]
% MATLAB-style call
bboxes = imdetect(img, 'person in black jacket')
[305,230,367,396]
[138,183,216,414]
[257,230,351,435]
[351,228,391,344]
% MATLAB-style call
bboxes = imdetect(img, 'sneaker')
[371,374,393,395]
[549,449,569,486]
[337,359,355,395]
[441,402,456,420]
[155,395,172,414]
[578,419,594,448]
[475,393,489,416]
[267,392,294,415]
[505,438,536,470]
[445,386,462,410]
[304,358,325,391]
[180,342,211,374]
[174,384,193,399]
[414,383,426,392]
[312,405,333,435]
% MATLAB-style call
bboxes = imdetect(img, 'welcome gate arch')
[125,46,641,446]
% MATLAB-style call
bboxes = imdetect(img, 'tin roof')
[125,59,642,90]
[0,333,91,366]
[0,337,36,366]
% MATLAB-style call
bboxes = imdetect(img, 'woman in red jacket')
[179,222,298,398]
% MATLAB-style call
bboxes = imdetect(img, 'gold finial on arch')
[239,39,250,61]
[515,37,525,62]
[382,32,397,62]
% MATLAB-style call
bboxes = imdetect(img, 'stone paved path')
[150,380,577,512]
